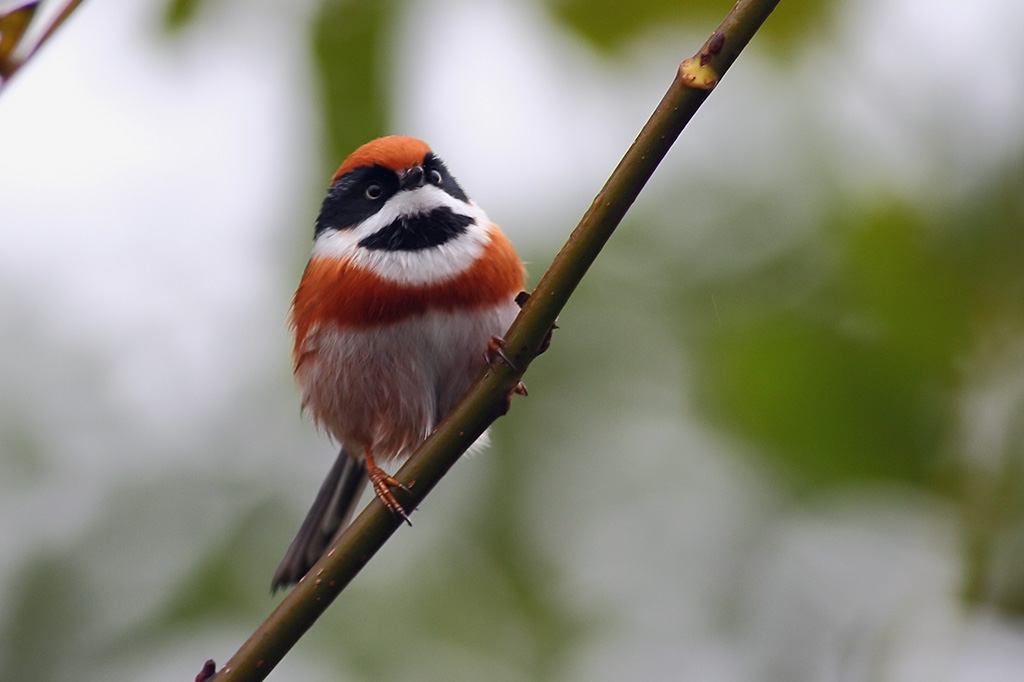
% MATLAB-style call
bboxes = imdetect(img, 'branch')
[0,0,84,90]
[207,0,779,679]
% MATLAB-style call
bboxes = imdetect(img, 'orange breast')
[291,226,525,362]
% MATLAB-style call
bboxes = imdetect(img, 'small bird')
[273,136,526,590]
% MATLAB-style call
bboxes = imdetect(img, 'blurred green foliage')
[311,0,394,173]
[162,0,200,32]
[687,163,1024,496]
[2,556,91,682]
[546,0,827,53]
[699,309,945,485]
[962,407,1024,611]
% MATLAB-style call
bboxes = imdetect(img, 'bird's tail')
[271,448,367,591]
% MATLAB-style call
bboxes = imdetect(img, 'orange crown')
[332,136,432,183]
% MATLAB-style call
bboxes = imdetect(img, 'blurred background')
[2,0,1024,680]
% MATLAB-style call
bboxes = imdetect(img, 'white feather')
[296,301,520,463]
[310,185,492,285]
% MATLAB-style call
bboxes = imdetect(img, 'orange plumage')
[290,224,522,342]
[332,136,432,182]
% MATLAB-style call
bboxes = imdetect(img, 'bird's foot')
[486,335,528,401]
[486,335,517,372]
[365,451,412,525]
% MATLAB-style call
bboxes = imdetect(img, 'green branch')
[207,0,780,679]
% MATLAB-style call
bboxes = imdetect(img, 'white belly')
[295,301,519,462]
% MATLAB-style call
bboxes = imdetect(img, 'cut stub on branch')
[678,30,726,90]
[195,659,217,682]
[679,57,719,90]
[515,290,556,355]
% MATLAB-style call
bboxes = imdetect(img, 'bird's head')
[310,136,492,285]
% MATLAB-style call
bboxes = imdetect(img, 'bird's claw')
[367,464,413,525]
[486,335,518,372]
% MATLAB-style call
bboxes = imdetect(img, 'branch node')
[706,32,726,60]
[196,659,217,682]
[679,57,719,90]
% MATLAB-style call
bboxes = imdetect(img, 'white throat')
[311,186,492,286]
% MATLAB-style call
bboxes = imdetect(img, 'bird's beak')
[399,165,425,190]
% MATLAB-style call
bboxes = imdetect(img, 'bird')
[272,135,526,590]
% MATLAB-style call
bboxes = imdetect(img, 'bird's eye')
[428,169,443,185]
[364,184,382,200]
